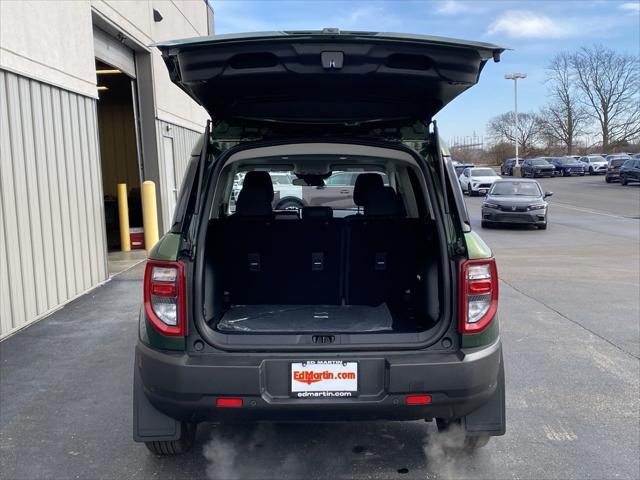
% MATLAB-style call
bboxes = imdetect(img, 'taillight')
[144,260,186,336]
[459,258,498,334]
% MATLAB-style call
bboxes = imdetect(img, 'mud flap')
[133,365,182,442]
[463,352,506,436]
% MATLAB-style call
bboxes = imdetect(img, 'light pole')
[504,72,527,175]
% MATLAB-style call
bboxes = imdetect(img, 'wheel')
[621,176,627,185]
[539,222,548,230]
[589,167,595,175]
[605,176,612,183]
[276,198,304,210]
[144,422,197,456]
[434,418,491,451]
[467,185,474,196]
[481,220,492,228]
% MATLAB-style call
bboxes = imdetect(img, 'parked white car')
[459,167,502,196]
[579,155,608,175]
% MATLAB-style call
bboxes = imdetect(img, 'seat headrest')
[234,189,273,217]
[302,206,333,220]
[241,171,274,201]
[353,173,384,206]
[364,187,401,217]
[234,171,274,217]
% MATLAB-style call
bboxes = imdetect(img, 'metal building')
[0,1,213,338]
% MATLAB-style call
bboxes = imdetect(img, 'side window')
[325,173,352,186]
[463,168,470,177]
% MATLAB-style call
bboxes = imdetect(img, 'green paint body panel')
[461,318,499,348]
[464,231,492,259]
[139,309,186,351]
[148,233,181,261]
[143,234,186,350]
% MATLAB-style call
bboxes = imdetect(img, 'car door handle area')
[340,189,350,194]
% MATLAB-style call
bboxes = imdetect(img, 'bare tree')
[539,52,587,154]
[570,45,640,151]
[487,111,542,158]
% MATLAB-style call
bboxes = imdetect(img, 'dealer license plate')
[290,361,358,398]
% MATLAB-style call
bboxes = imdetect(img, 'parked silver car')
[481,179,552,229]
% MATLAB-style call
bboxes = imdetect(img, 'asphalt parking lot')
[1,175,638,480]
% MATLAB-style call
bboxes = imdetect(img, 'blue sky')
[210,0,639,143]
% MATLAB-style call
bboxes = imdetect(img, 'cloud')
[329,5,402,30]
[619,2,640,13]
[487,10,575,39]
[435,0,465,15]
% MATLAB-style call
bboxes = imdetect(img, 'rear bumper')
[135,339,503,423]
[482,208,546,225]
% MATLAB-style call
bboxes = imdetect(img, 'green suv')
[134,30,506,455]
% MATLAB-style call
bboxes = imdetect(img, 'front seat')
[234,171,274,217]
[348,173,384,216]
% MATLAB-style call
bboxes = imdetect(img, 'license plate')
[290,361,358,398]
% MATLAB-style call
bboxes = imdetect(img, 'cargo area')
[203,214,441,334]
[199,149,446,338]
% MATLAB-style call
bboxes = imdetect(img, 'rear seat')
[274,207,341,304]
[218,172,276,304]
[217,174,342,305]
[346,186,419,310]
[212,172,422,309]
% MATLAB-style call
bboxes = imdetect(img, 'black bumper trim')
[136,340,502,423]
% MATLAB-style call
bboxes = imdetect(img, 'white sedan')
[459,167,502,196]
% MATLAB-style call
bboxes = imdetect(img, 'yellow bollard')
[141,180,159,251]
[117,183,131,252]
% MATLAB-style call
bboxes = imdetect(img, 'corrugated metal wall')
[155,119,201,230]
[0,70,108,338]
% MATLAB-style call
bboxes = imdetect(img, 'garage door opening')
[95,59,146,273]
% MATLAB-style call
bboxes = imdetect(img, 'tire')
[605,176,612,183]
[467,185,474,196]
[539,222,548,230]
[276,198,304,210]
[144,422,197,456]
[621,176,628,186]
[589,167,595,175]
[434,419,491,452]
[481,220,491,228]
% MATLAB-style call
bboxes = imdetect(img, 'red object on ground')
[130,228,145,250]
